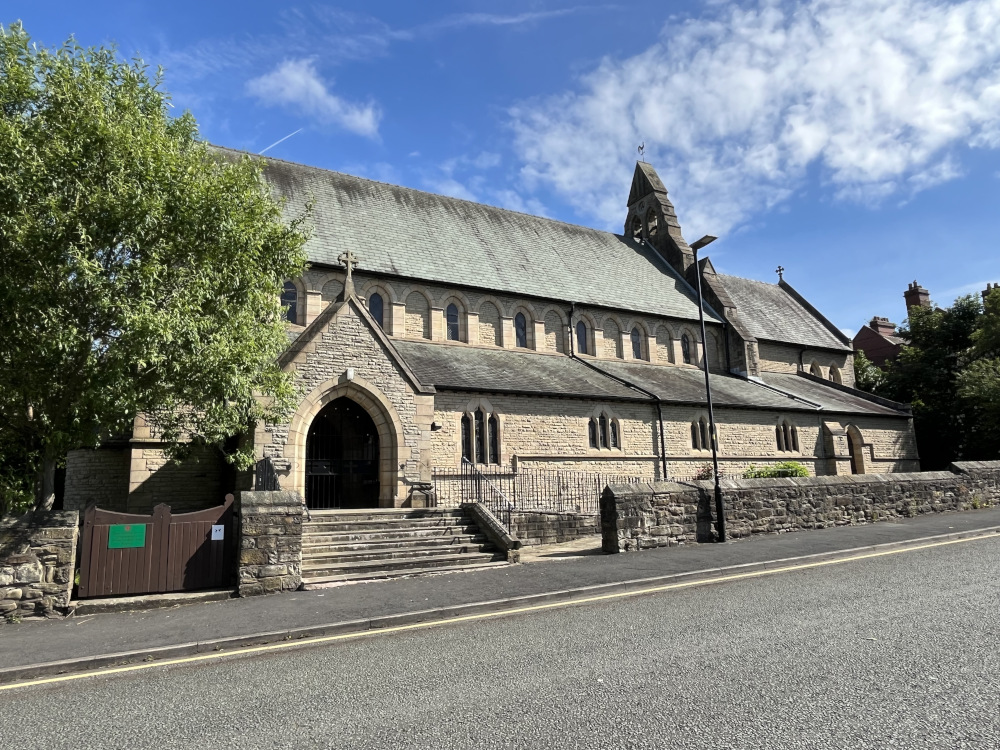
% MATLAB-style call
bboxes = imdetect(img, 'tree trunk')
[34,451,57,511]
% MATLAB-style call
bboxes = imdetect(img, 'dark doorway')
[306,397,380,510]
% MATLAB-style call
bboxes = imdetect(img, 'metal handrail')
[461,458,515,531]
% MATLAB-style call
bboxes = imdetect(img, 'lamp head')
[690,235,717,252]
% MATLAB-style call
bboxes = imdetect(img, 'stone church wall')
[757,341,855,387]
[430,393,661,478]
[64,447,130,511]
[263,303,429,502]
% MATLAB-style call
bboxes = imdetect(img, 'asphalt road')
[4,536,999,749]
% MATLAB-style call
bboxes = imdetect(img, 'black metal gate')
[306,397,380,510]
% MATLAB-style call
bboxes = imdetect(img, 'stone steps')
[303,543,493,567]
[301,560,511,588]
[300,506,507,585]
[302,533,487,554]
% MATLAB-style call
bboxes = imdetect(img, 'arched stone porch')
[285,375,410,507]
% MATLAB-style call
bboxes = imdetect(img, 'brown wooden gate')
[79,495,235,598]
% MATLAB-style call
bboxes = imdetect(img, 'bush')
[742,461,809,479]
[693,464,715,481]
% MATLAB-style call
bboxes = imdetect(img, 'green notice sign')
[108,523,146,549]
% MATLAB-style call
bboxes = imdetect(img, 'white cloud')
[510,0,1000,237]
[246,59,381,138]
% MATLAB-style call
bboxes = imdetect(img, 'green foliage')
[0,24,308,507]
[743,461,809,479]
[877,293,1000,468]
[852,349,885,393]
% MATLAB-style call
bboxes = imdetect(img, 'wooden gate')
[79,495,235,598]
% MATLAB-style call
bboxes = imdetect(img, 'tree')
[879,294,990,469]
[852,350,885,393]
[0,24,308,510]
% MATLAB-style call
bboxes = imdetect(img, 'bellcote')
[624,162,695,279]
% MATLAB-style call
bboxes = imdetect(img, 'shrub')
[742,461,809,479]
[693,464,715,481]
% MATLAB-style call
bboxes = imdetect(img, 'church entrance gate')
[305,397,380,510]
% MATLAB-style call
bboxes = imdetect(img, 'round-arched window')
[446,303,460,341]
[630,327,642,359]
[514,313,528,348]
[281,281,298,324]
[681,333,692,364]
[369,292,384,329]
[576,321,589,355]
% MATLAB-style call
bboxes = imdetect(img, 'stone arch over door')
[846,424,866,475]
[286,377,409,507]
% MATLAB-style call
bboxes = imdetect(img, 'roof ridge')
[208,142,620,238]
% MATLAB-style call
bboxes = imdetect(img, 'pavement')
[2,507,1000,684]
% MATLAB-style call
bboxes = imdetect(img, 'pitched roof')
[591,361,907,417]
[715,274,850,351]
[759,372,909,417]
[391,341,648,401]
[214,147,720,324]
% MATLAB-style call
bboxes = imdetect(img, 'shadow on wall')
[128,445,234,515]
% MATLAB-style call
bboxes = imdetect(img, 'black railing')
[456,459,515,531]
[432,462,642,517]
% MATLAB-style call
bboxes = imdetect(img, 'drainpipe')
[567,303,668,481]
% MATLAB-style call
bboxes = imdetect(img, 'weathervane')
[776,265,785,281]
[637,142,646,162]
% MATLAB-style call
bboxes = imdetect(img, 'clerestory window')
[576,321,589,355]
[369,292,384,329]
[446,303,460,341]
[514,312,528,348]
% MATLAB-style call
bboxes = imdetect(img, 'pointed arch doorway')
[305,397,380,510]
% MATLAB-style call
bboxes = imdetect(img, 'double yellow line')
[2,532,995,693]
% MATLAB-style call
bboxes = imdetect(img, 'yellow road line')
[2,531,996,693]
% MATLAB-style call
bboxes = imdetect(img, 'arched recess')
[654,324,673,364]
[602,317,623,359]
[540,307,567,353]
[403,289,432,339]
[286,376,409,507]
[478,300,503,346]
[846,424,866,475]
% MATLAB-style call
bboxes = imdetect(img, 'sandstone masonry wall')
[0,510,78,618]
[601,461,1000,552]
[510,511,599,546]
[237,491,303,596]
[64,447,129,511]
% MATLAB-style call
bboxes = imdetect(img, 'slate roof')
[590,360,806,410]
[391,341,648,401]
[759,373,909,417]
[590,361,906,416]
[716,274,850,351]
[212,147,720,324]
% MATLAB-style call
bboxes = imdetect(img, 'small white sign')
[211,525,225,541]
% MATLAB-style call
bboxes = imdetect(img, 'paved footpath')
[2,508,999,677]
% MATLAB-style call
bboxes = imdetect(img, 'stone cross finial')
[776,265,785,281]
[338,250,359,298]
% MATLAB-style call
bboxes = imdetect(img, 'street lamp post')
[690,235,726,543]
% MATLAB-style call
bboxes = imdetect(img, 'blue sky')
[12,0,1000,335]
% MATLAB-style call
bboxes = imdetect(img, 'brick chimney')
[904,281,930,310]
[868,316,897,336]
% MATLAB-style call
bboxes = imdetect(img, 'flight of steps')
[300,507,508,587]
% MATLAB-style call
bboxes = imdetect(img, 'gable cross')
[338,250,360,298]
[775,265,785,281]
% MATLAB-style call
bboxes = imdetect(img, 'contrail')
[259,128,303,155]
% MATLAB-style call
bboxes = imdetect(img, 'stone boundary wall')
[237,491,303,597]
[511,511,600,547]
[0,510,79,618]
[601,461,1000,553]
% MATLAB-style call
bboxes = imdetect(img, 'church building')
[64,153,920,515]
